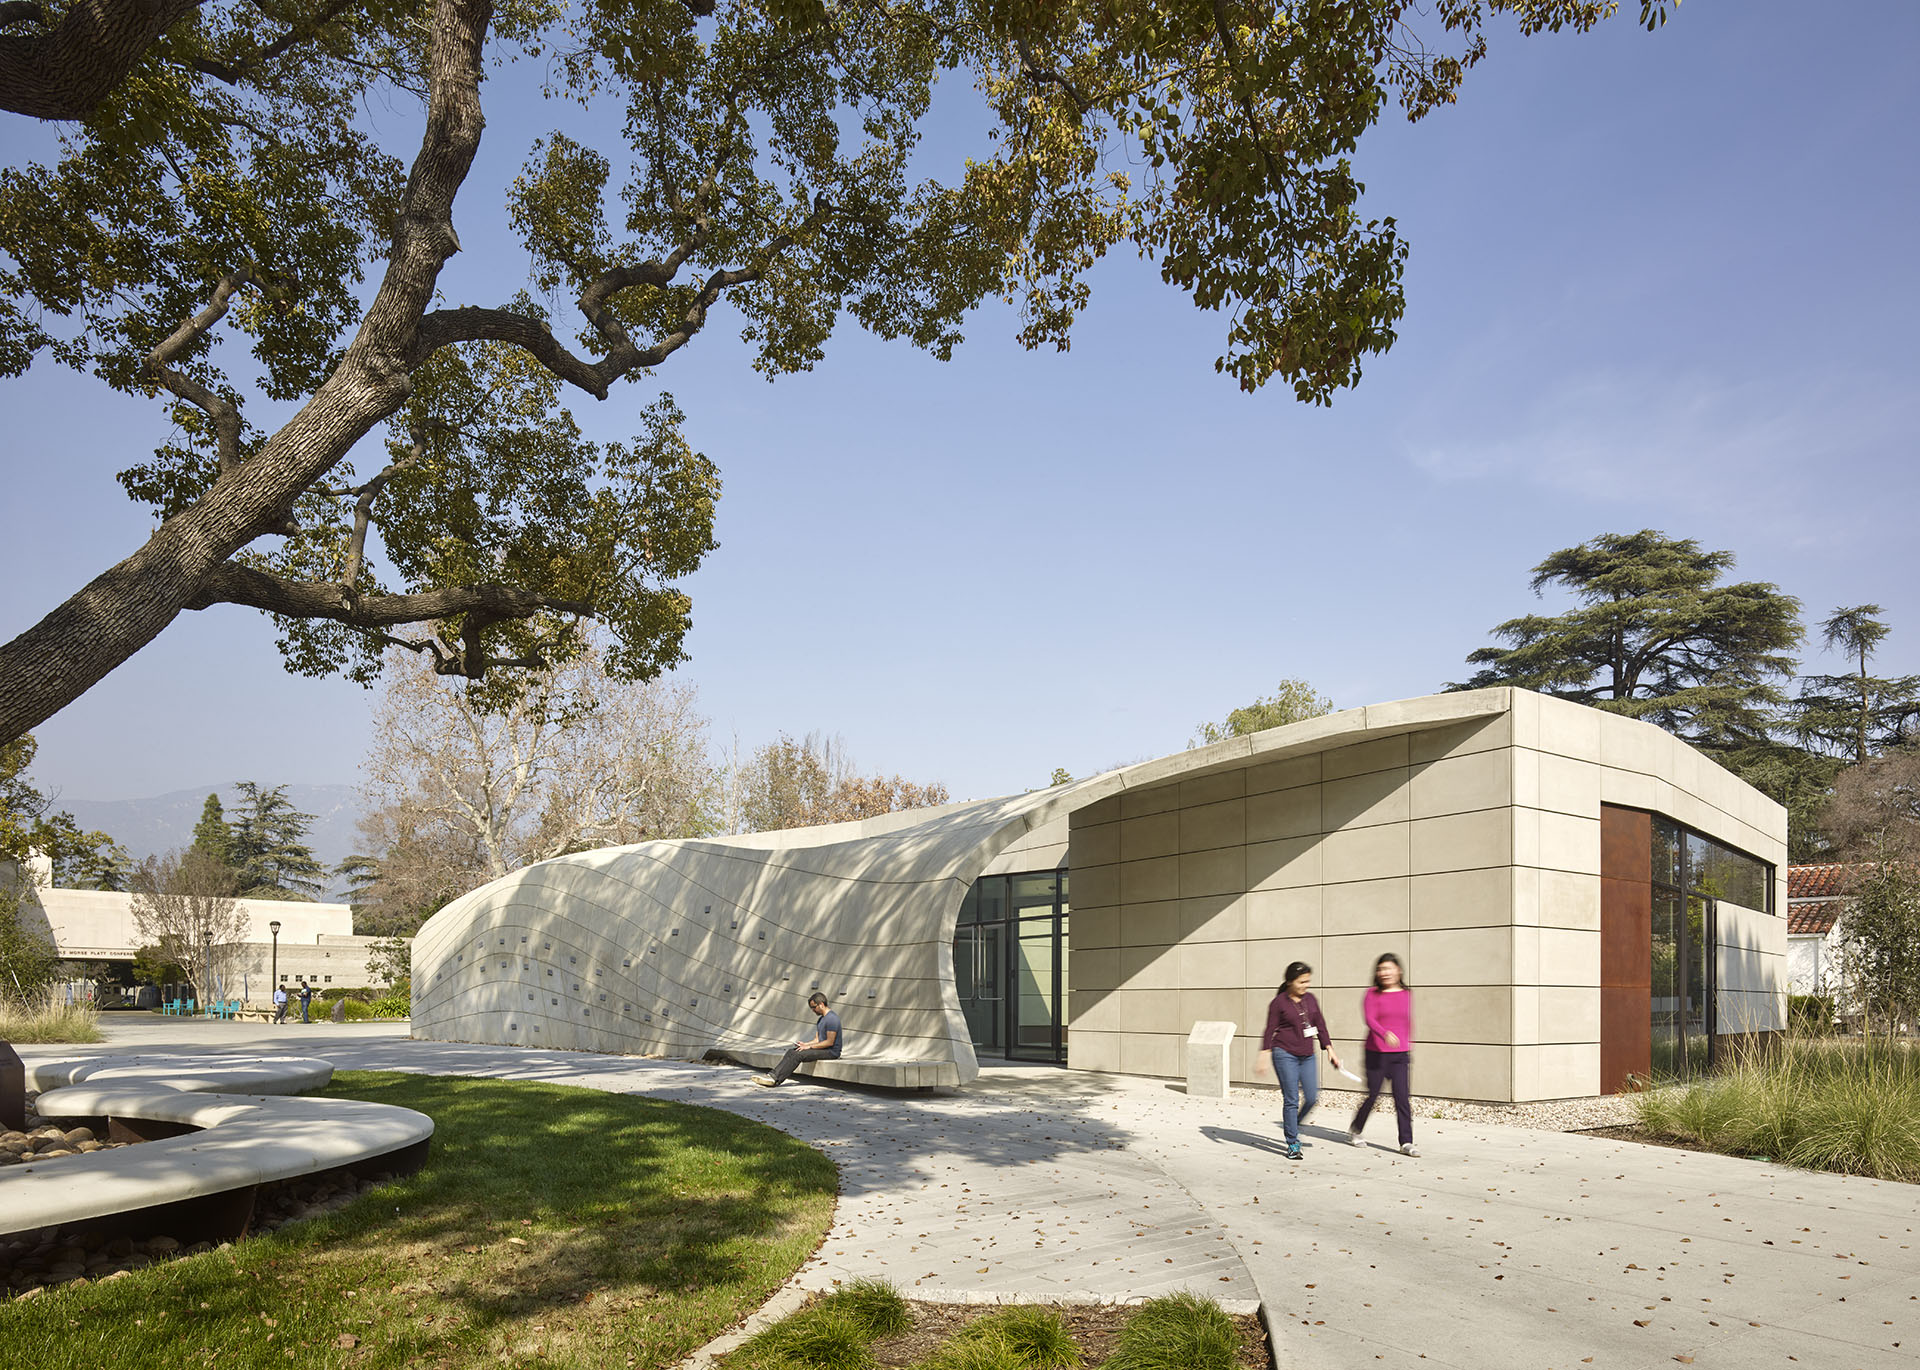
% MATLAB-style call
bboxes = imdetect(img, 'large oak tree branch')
[185,560,592,630]
[188,0,356,84]
[143,264,252,473]
[415,202,832,401]
[0,0,493,742]
[0,0,204,120]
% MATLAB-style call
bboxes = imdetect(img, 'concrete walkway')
[23,1020,1920,1369]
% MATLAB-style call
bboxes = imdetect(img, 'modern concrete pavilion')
[411,688,1787,1101]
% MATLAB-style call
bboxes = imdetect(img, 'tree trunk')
[0,0,204,121]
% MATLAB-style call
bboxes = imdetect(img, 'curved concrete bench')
[2,1055,432,1243]
[26,1054,336,1096]
[726,1046,960,1089]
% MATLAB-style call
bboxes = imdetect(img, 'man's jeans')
[1271,1048,1319,1148]
[769,1045,835,1084]
[274,1003,287,1024]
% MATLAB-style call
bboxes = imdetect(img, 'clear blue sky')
[3,1,1916,806]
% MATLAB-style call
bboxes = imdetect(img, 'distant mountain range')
[59,783,367,897]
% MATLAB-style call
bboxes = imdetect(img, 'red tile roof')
[1789,864,1850,899]
[1789,900,1844,936]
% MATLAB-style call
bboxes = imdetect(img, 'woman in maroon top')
[1261,961,1344,1160]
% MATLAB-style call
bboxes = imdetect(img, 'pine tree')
[1454,531,1803,748]
[1794,606,1920,764]
[189,793,234,871]
[228,783,325,899]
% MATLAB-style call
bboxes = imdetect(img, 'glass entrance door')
[954,923,1003,1054]
[1009,916,1061,1060]
[952,870,1069,1064]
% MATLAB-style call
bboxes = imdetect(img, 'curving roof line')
[409,689,1515,1083]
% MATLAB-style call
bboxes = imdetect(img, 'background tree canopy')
[0,0,1672,741]
[1455,530,1918,862]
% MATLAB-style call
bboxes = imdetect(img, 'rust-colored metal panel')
[1601,805,1652,884]
[1601,877,1652,989]
[1599,806,1653,1094]
[1600,986,1651,1093]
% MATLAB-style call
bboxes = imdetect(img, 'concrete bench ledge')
[3,1054,432,1242]
[27,1054,336,1096]
[726,1047,960,1089]
[3,1084,434,1239]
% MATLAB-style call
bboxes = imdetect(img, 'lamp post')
[270,920,281,1014]
[202,932,212,1015]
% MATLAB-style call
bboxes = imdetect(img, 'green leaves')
[1,0,1668,716]
[1457,530,1804,747]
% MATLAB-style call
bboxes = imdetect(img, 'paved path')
[23,1020,1920,1369]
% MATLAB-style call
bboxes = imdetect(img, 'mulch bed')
[868,1300,1273,1370]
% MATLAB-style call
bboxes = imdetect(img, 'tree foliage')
[1794,606,1920,766]
[1822,751,1920,1035]
[0,0,1671,741]
[1192,678,1333,746]
[0,733,123,879]
[189,790,233,868]
[227,780,325,897]
[1454,530,1803,747]
[734,731,948,832]
[128,846,250,1000]
[355,640,719,930]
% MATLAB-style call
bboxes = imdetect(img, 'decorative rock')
[61,1127,95,1145]
[145,1236,180,1255]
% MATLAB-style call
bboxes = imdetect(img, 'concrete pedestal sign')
[1185,1021,1236,1099]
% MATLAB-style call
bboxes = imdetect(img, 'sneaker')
[1400,1143,1420,1157]
[1348,1130,1366,1147]
[753,1076,778,1088]
[1285,1144,1303,1161]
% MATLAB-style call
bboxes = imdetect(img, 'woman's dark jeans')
[1353,1048,1413,1146]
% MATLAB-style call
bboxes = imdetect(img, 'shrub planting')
[1636,1033,1920,1181]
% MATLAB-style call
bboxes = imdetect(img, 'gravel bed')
[1228,1084,1644,1133]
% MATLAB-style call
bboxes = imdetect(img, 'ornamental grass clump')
[924,1330,1028,1370]
[934,1307,1082,1370]
[0,990,103,1043]
[1636,1033,1920,1181]
[739,1284,914,1370]
[820,1279,913,1339]
[1105,1293,1244,1370]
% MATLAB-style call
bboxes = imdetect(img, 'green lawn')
[1,1072,838,1368]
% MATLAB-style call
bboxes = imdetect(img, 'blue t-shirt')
[817,1010,844,1058]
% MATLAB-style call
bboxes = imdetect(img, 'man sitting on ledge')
[755,993,842,1088]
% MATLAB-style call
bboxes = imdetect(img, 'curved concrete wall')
[409,792,1089,1085]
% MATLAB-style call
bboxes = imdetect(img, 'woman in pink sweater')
[1349,952,1419,1156]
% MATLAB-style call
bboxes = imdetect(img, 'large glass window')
[1648,818,1771,1080]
